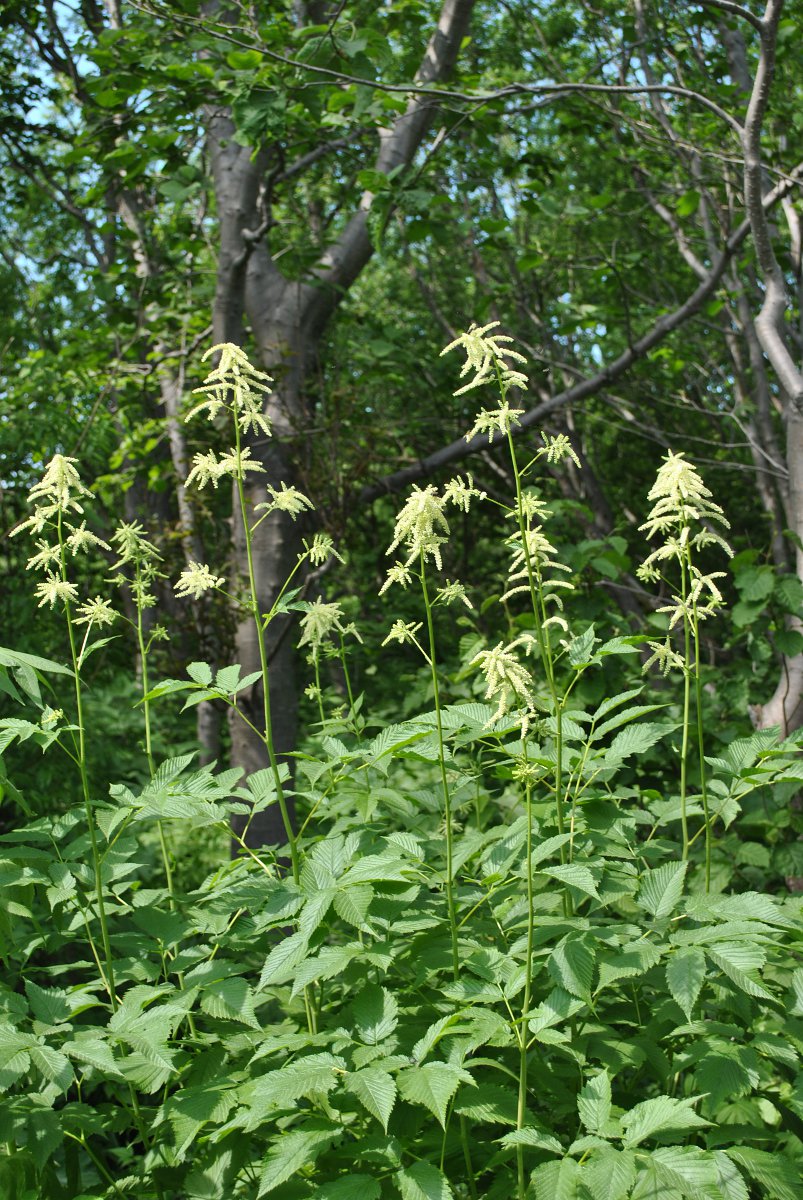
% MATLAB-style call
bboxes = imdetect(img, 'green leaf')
[548,938,594,1002]
[63,1037,123,1079]
[602,723,672,767]
[666,948,706,1019]
[532,1157,579,1200]
[200,977,260,1029]
[290,944,361,996]
[725,1148,798,1200]
[707,943,773,1000]
[187,661,213,685]
[581,1148,636,1200]
[29,1043,73,1092]
[257,1126,338,1195]
[638,861,688,919]
[577,1071,611,1134]
[311,1178,381,1200]
[333,884,374,929]
[396,1162,454,1200]
[162,1082,236,1158]
[643,1146,719,1193]
[353,984,398,1044]
[499,1126,563,1154]
[621,1096,709,1148]
[0,646,72,677]
[259,931,310,988]
[348,1068,396,1131]
[540,863,600,901]
[397,1062,473,1128]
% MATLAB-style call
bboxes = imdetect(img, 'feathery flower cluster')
[185,343,273,437]
[186,445,266,490]
[541,431,581,467]
[385,485,450,574]
[256,483,314,520]
[442,473,486,512]
[304,532,345,567]
[298,599,362,657]
[471,637,536,730]
[111,521,163,611]
[174,562,225,600]
[382,619,424,649]
[638,452,732,672]
[75,596,118,627]
[441,321,529,396]
[14,455,116,620]
[435,580,473,610]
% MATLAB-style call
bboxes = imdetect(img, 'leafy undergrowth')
[0,333,801,1199]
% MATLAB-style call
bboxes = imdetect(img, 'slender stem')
[233,423,299,883]
[517,746,535,1200]
[134,566,176,904]
[313,654,326,727]
[420,555,477,1197]
[692,603,712,890]
[679,554,691,861]
[420,555,459,980]
[58,512,117,1011]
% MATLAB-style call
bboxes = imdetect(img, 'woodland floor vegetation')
[0,331,801,1200]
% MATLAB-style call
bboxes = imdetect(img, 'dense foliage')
[0,335,801,1200]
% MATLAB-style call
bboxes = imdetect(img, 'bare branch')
[699,0,765,33]
[361,165,803,502]
[741,0,803,410]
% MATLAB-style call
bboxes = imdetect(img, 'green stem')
[679,556,691,861]
[420,555,476,1197]
[692,603,711,891]
[233,425,299,883]
[517,746,535,1200]
[420,554,459,980]
[58,513,117,1011]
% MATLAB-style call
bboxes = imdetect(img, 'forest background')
[0,2,802,1199]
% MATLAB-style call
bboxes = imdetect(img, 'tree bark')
[204,0,476,846]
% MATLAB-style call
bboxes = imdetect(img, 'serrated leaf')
[259,931,310,988]
[532,1157,579,1200]
[621,1096,709,1147]
[548,938,595,1002]
[64,1037,124,1079]
[578,1072,611,1134]
[582,1148,637,1200]
[725,1147,800,1200]
[638,861,687,919]
[666,947,706,1019]
[710,1150,749,1200]
[187,661,213,685]
[258,1126,338,1194]
[397,1062,473,1128]
[200,977,260,1029]
[592,704,666,742]
[396,1162,453,1200]
[353,984,398,1045]
[163,1082,236,1158]
[29,1044,73,1092]
[540,863,600,901]
[311,1178,381,1200]
[348,1068,396,1131]
[602,723,672,766]
[707,943,773,1000]
[454,1082,518,1125]
[645,1146,719,1193]
[499,1126,563,1154]
[290,944,361,996]
[333,884,373,929]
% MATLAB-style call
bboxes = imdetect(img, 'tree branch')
[360,165,803,502]
[742,0,803,410]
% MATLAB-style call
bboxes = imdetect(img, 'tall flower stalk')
[638,451,732,889]
[13,456,120,1008]
[442,324,579,1198]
